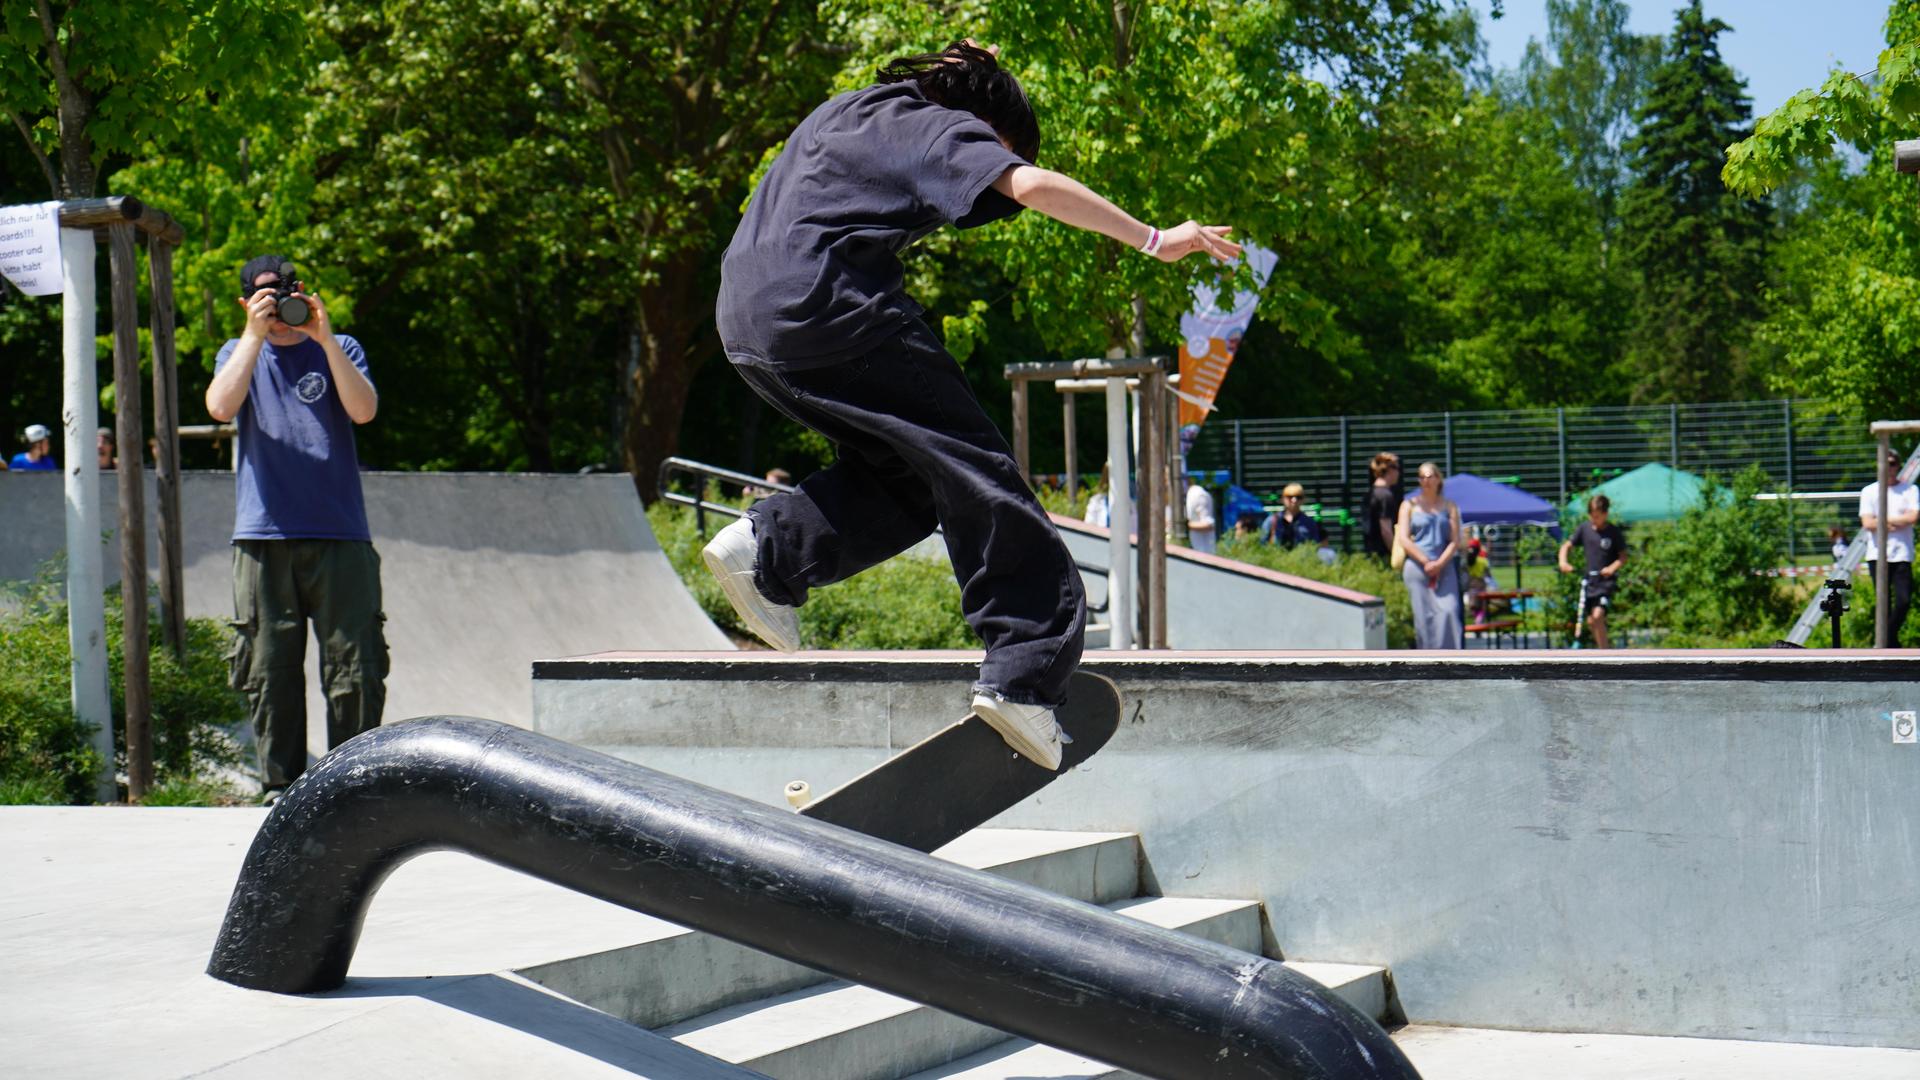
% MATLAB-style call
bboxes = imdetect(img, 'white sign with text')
[0,201,62,296]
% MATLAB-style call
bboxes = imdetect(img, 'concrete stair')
[532,828,1394,1080]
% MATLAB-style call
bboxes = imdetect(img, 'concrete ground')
[7,806,1917,1080]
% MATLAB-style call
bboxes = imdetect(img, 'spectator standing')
[1263,483,1324,549]
[1362,452,1401,560]
[1558,495,1628,649]
[205,254,388,802]
[11,424,57,471]
[1185,476,1217,554]
[1396,462,1464,648]
[1084,462,1112,528]
[1462,535,1498,622]
[1830,525,1850,564]
[1859,448,1917,644]
[97,427,116,470]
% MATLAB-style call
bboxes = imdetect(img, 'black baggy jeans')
[733,321,1086,708]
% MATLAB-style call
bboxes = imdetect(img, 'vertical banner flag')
[0,202,62,296]
[1176,243,1276,439]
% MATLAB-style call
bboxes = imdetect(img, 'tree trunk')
[623,257,707,502]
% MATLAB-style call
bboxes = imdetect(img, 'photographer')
[206,254,387,802]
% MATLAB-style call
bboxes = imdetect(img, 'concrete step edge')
[518,828,1142,1030]
[899,959,1397,1080]
[658,893,1260,1079]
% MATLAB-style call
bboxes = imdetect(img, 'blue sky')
[1465,1,1893,117]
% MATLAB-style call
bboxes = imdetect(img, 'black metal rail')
[207,717,1418,1080]
[656,455,1111,615]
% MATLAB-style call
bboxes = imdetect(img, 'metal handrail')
[207,718,1417,1080]
[657,455,1110,614]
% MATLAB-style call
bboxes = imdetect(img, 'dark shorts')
[1583,575,1616,616]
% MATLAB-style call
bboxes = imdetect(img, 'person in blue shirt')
[10,424,57,470]
[1262,484,1325,549]
[701,41,1238,771]
[205,255,387,802]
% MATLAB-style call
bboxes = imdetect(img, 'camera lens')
[277,294,311,326]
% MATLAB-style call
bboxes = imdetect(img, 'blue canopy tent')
[1446,473,1561,531]
[1444,473,1561,591]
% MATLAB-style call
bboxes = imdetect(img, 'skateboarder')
[704,40,1238,771]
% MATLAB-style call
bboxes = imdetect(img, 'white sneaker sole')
[702,528,799,652]
[971,697,1064,771]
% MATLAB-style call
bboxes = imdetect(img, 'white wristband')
[1140,226,1163,256]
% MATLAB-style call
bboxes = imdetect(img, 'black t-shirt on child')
[1569,519,1627,574]
[717,82,1028,369]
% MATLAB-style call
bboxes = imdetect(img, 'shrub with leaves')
[0,561,246,804]
[1611,466,1795,646]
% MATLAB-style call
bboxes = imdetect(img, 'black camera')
[269,262,311,327]
[1818,577,1851,616]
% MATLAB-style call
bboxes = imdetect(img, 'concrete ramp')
[0,470,730,739]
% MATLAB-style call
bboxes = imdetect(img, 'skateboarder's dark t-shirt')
[717,81,1027,370]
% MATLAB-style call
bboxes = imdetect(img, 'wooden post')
[109,224,152,798]
[148,240,186,659]
[1135,365,1163,648]
[1011,378,1030,487]
[1063,395,1077,504]
[1143,367,1169,648]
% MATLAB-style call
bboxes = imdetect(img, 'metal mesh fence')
[1187,399,1881,561]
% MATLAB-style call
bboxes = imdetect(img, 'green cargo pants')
[228,539,389,792]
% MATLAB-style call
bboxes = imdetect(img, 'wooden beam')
[1004,356,1168,381]
[109,224,153,798]
[149,240,186,659]
[57,196,185,246]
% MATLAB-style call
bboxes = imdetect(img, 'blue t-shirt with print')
[213,334,372,541]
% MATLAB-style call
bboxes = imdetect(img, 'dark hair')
[877,41,1040,163]
[1589,495,1611,513]
[240,253,293,296]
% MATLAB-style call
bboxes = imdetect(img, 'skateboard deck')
[795,670,1122,853]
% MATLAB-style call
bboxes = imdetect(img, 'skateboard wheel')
[784,780,812,808]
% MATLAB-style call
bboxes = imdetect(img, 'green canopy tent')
[1570,462,1719,523]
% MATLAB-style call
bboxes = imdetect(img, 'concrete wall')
[531,650,1920,1049]
[1053,515,1387,650]
[0,470,728,736]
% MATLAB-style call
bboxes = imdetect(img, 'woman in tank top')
[1395,462,1465,649]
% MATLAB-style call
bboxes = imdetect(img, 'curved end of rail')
[205,715,1422,1079]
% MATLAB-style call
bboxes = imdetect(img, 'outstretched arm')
[991,165,1240,262]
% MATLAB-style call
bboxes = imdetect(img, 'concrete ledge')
[531,649,1920,1049]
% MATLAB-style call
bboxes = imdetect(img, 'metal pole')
[1168,378,1186,547]
[1877,433,1891,648]
[1556,408,1568,505]
[1106,377,1132,650]
[1232,419,1245,490]
[1338,416,1350,553]
[1669,404,1680,471]
[1783,399,1797,562]
[1136,373,1161,648]
[1443,411,1454,476]
[60,227,114,803]
[1012,378,1031,486]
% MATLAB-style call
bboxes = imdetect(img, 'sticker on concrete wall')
[1894,711,1917,744]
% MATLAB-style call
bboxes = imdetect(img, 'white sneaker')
[702,516,800,652]
[970,692,1065,771]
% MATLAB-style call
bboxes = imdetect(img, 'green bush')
[1214,536,1415,649]
[649,501,973,650]
[1611,467,1796,646]
[0,561,247,804]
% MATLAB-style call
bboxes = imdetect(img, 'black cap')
[240,254,293,295]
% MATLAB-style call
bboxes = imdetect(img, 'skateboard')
[789,670,1122,853]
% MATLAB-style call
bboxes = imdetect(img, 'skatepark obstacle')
[206,716,1420,1080]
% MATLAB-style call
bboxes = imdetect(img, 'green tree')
[1616,0,1769,405]
[1724,1,1920,421]
[1503,0,1660,230]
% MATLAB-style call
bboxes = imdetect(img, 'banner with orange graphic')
[1176,243,1276,430]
